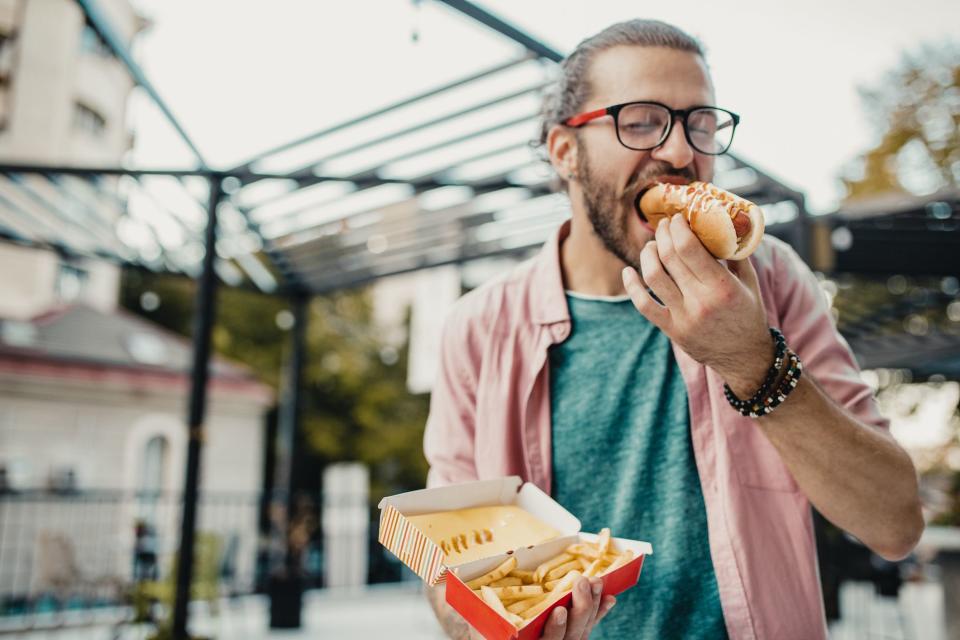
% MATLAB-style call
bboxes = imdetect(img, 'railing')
[0,488,406,621]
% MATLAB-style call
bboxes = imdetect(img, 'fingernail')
[555,607,567,624]
[580,579,590,593]
[592,582,602,596]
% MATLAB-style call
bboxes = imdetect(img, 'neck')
[560,214,630,297]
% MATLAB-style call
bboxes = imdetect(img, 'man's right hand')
[534,577,616,640]
[466,577,615,640]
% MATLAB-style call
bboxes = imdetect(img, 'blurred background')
[0,0,957,638]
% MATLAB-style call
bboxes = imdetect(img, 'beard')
[577,150,696,271]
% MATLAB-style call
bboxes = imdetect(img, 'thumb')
[727,256,761,297]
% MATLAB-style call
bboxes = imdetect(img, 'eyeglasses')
[564,101,740,156]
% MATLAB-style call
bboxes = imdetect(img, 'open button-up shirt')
[424,221,889,639]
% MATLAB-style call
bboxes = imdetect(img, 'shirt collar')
[529,220,572,326]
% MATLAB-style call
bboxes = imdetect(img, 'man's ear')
[546,124,579,179]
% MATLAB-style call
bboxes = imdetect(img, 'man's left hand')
[621,213,773,397]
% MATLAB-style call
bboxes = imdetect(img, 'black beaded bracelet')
[739,349,804,418]
[723,327,787,413]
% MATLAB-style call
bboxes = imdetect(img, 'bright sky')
[128,0,959,214]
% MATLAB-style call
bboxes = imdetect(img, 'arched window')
[140,435,168,493]
[138,436,169,525]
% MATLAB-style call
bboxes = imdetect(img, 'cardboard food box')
[378,477,652,640]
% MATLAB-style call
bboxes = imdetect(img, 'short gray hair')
[536,20,706,189]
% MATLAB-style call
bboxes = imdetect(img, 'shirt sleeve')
[770,241,890,431]
[423,306,481,488]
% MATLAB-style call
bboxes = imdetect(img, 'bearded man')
[424,19,922,640]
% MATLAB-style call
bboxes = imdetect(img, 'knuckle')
[657,239,675,263]
[675,232,698,253]
[692,303,713,324]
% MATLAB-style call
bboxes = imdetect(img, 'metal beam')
[294,83,548,173]
[75,0,209,167]
[434,0,563,62]
[229,55,534,172]
[304,237,543,294]
[244,112,538,228]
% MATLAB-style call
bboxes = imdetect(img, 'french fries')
[466,556,517,589]
[480,586,524,626]
[468,528,634,629]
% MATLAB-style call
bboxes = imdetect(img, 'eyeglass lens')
[617,104,735,154]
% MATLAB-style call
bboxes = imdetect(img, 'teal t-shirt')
[549,292,727,640]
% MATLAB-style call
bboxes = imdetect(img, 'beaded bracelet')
[738,349,804,418]
[723,327,787,413]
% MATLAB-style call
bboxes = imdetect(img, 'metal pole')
[793,192,811,266]
[434,0,563,62]
[171,176,223,640]
[269,293,308,628]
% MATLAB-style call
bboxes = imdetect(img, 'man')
[424,19,923,640]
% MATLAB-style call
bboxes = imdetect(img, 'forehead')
[584,45,714,108]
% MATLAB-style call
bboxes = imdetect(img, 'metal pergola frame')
[2,1,956,638]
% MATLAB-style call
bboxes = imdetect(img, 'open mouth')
[634,176,693,222]
[634,190,650,222]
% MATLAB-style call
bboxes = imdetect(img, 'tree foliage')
[842,41,960,201]
[835,41,960,526]
[120,269,430,501]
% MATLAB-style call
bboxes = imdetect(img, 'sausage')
[732,211,751,238]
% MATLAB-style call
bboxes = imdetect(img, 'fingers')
[668,214,726,285]
[656,216,701,289]
[594,595,616,625]
[539,583,615,640]
[564,577,602,639]
[726,255,761,298]
[639,241,684,310]
[539,605,567,640]
[622,266,671,330]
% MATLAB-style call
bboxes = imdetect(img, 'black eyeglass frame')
[564,100,741,156]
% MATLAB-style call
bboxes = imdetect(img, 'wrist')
[723,327,803,419]
[721,336,777,398]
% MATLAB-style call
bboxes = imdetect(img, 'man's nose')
[650,120,695,169]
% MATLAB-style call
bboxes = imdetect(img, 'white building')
[0,0,273,602]
[0,0,142,320]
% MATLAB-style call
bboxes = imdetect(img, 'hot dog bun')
[638,181,765,260]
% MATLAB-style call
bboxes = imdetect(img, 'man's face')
[571,46,716,270]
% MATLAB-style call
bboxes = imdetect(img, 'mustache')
[629,164,698,218]
[627,164,698,194]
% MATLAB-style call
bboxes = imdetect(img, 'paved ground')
[1,583,446,640]
[2,580,946,639]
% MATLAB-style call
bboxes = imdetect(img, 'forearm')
[750,373,923,559]
[427,584,473,640]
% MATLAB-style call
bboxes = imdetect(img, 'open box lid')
[378,477,581,585]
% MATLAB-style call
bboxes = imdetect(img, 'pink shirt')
[424,221,889,639]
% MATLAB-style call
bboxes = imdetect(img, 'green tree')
[120,269,430,501]
[842,41,960,201]
[835,41,960,527]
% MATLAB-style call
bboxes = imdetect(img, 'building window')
[73,102,106,137]
[79,23,112,58]
[138,435,168,527]
[56,262,87,302]
[140,435,168,493]
[0,33,13,82]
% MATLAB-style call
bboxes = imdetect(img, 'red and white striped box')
[378,477,652,640]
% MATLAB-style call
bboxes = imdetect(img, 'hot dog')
[638,181,765,260]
